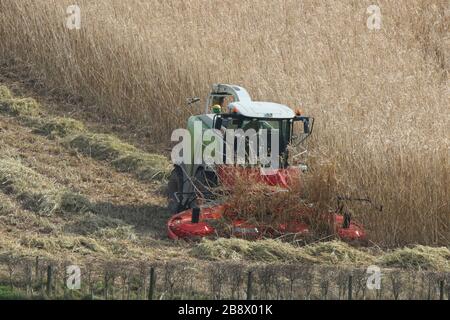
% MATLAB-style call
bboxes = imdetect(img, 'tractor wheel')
[167,166,183,214]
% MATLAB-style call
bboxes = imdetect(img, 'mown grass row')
[192,238,450,272]
[0,157,91,216]
[0,192,58,234]
[0,156,139,238]
[0,179,114,259]
[0,164,164,264]
[67,134,170,181]
[0,85,171,182]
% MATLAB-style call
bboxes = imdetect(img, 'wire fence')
[0,254,448,300]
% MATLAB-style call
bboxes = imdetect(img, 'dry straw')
[0,157,91,216]
[0,85,171,182]
[0,0,448,246]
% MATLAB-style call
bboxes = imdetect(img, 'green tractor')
[167,84,313,214]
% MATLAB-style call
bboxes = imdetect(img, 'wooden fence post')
[246,271,253,300]
[348,275,353,300]
[148,267,156,300]
[321,281,329,300]
[439,280,444,301]
[35,256,39,288]
[63,263,68,299]
[141,273,146,300]
[46,265,53,297]
[104,271,109,300]
[26,264,32,297]
[127,277,131,300]
[111,275,116,300]
[87,269,94,300]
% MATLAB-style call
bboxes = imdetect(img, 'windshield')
[242,119,291,151]
[221,117,292,168]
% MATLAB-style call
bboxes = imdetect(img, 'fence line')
[0,254,448,300]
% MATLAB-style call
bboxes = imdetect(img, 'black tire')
[167,166,183,214]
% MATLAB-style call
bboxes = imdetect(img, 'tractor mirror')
[294,116,313,136]
[214,117,223,130]
[303,118,310,134]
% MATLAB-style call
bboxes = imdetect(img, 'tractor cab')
[207,84,314,169]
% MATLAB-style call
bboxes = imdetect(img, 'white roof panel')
[228,101,295,119]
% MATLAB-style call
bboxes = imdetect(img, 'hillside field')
[0,0,448,300]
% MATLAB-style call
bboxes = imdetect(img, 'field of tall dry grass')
[0,0,448,247]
